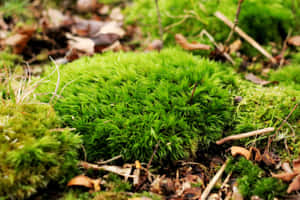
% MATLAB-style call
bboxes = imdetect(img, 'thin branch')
[225,0,244,45]
[146,141,160,170]
[97,155,122,165]
[276,103,298,134]
[154,0,164,45]
[201,159,229,200]
[215,11,276,63]
[216,127,275,145]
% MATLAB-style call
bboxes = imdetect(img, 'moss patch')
[0,101,81,199]
[38,49,237,162]
[226,158,287,199]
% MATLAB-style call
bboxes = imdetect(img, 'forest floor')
[0,0,300,200]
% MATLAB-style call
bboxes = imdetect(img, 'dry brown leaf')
[262,151,279,166]
[287,175,300,194]
[77,0,96,12]
[271,172,299,182]
[175,34,210,51]
[287,36,300,46]
[67,175,94,188]
[293,158,300,173]
[249,147,262,162]
[245,73,272,86]
[5,26,35,54]
[73,17,104,37]
[91,179,101,192]
[110,7,124,21]
[46,9,66,28]
[66,33,95,54]
[282,162,294,173]
[98,21,125,37]
[231,146,251,160]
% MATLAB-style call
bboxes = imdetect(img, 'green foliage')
[0,101,81,199]
[126,0,294,46]
[105,174,132,192]
[232,81,300,135]
[0,51,23,69]
[38,48,237,162]
[227,158,287,199]
[269,65,300,90]
[0,0,29,17]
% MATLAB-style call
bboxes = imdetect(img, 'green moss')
[226,158,287,199]
[233,81,300,135]
[0,101,81,199]
[0,51,23,69]
[269,65,300,90]
[126,0,294,46]
[38,48,237,162]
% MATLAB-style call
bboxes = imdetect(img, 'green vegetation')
[0,51,23,69]
[0,101,81,199]
[38,48,237,162]
[126,0,295,46]
[269,65,300,90]
[226,157,287,199]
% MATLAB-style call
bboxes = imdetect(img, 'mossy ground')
[125,0,296,47]
[0,101,81,199]
[38,49,299,164]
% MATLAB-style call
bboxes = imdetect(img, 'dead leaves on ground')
[272,157,300,194]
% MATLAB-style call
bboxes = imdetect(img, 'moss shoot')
[0,101,81,199]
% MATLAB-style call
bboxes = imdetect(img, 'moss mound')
[38,49,237,162]
[126,0,294,45]
[0,101,81,199]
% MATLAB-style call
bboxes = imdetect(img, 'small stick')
[200,30,235,65]
[276,103,298,134]
[216,127,275,145]
[147,141,160,170]
[97,155,122,165]
[201,159,229,200]
[225,0,244,45]
[154,0,164,46]
[215,11,276,64]
[190,82,198,103]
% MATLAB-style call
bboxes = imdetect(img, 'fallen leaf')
[282,162,294,173]
[232,183,243,200]
[98,5,110,15]
[67,175,94,188]
[91,178,101,192]
[245,73,272,86]
[262,151,279,166]
[249,147,262,162]
[5,26,36,54]
[128,197,152,200]
[110,7,124,21]
[271,172,298,182]
[77,0,97,12]
[66,33,95,54]
[287,175,300,194]
[98,21,125,37]
[231,146,251,160]
[73,17,104,37]
[293,158,300,173]
[46,8,66,28]
[287,36,300,46]
[175,34,210,51]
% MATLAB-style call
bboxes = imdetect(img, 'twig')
[279,29,293,67]
[49,56,60,104]
[216,127,275,145]
[225,0,244,45]
[154,0,164,46]
[276,103,298,134]
[200,30,235,65]
[97,155,122,165]
[201,159,229,200]
[147,141,160,170]
[215,11,276,64]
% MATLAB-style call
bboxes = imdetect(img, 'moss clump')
[0,51,23,69]
[0,101,81,199]
[126,0,294,45]
[226,158,287,199]
[269,65,300,90]
[38,48,237,162]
